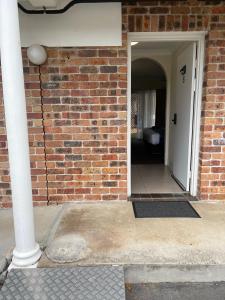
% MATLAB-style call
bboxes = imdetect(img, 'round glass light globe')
[27,44,47,65]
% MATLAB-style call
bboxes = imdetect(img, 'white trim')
[190,34,205,196]
[129,31,206,42]
[127,36,132,197]
[127,31,206,197]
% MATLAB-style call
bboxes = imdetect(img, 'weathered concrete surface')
[125,264,225,283]
[33,205,64,248]
[42,201,225,266]
[0,210,14,258]
[125,282,225,300]
[0,205,63,271]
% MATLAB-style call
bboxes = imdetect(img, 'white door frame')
[127,31,206,197]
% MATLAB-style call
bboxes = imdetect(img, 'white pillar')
[0,0,41,267]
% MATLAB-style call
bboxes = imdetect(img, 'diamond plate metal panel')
[0,266,125,300]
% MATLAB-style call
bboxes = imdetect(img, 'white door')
[172,43,196,190]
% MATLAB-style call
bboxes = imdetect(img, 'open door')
[171,43,197,191]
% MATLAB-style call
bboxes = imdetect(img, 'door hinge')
[193,68,197,93]
[189,171,192,189]
[195,44,198,60]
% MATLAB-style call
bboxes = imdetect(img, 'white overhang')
[16,1,122,47]
[27,0,58,8]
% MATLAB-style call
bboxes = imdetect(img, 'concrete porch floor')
[37,201,225,268]
[2,201,225,272]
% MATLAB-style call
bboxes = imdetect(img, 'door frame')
[127,31,206,197]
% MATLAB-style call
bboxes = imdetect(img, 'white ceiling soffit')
[28,0,58,8]
[18,2,122,47]
[19,0,58,9]
[18,0,75,9]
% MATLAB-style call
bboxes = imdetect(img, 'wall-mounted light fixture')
[27,44,47,65]
[131,42,139,46]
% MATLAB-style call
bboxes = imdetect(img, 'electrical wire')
[18,0,122,14]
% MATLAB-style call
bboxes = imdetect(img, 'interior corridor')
[131,164,183,194]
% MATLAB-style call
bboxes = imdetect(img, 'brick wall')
[1,0,225,206]
[40,46,127,204]
[0,50,47,207]
[0,71,9,207]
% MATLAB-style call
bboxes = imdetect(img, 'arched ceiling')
[132,58,166,80]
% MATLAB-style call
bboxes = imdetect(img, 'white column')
[0,0,41,267]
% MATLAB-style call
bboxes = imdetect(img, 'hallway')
[131,164,183,194]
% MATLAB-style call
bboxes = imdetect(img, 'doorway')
[127,32,205,197]
[131,57,175,193]
[131,58,166,165]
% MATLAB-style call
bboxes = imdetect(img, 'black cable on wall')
[18,0,122,14]
[38,65,50,205]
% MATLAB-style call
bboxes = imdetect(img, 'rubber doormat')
[132,201,200,218]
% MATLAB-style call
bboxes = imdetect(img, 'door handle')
[172,113,177,125]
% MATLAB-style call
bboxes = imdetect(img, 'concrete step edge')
[124,264,225,283]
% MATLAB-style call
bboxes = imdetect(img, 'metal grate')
[0,267,125,300]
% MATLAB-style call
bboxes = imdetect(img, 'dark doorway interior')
[131,58,166,165]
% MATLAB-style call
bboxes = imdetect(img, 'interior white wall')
[132,49,172,165]
[17,3,122,47]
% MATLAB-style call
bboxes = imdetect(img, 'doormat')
[130,193,195,201]
[132,201,200,218]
